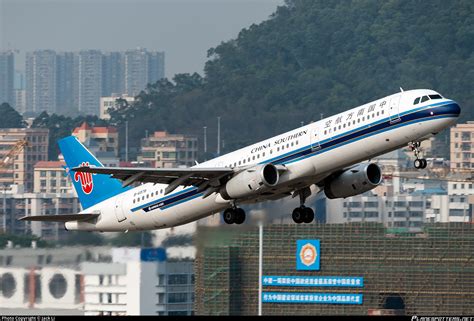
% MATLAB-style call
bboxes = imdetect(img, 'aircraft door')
[310,127,321,151]
[114,195,127,222]
[388,94,401,123]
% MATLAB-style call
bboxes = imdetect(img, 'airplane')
[20,89,460,231]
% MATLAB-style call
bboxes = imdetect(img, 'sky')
[0,0,283,78]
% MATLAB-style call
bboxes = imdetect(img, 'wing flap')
[18,214,100,222]
[73,166,235,190]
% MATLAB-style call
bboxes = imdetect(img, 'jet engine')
[324,162,382,199]
[220,163,279,200]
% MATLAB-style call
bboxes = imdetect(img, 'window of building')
[168,274,188,285]
[168,293,187,303]
[158,274,165,285]
[158,293,165,304]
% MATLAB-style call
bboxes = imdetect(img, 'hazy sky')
[0,0,283,78]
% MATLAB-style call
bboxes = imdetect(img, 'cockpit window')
[414,97,420,105]
[421,96,430,103]
[429,94,442,100]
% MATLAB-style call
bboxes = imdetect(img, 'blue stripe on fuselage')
[131,101,460,213]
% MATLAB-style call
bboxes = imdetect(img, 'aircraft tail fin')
[58,136,127,209]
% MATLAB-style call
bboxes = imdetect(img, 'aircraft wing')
[73,166,235,195]
[18,214,100,222]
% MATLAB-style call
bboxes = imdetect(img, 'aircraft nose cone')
[451,102,461,116]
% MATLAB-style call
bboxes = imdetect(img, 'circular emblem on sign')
[300,243,317,266]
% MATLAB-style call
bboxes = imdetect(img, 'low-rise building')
[82,248,194,316]
[0,128,49,192]
[72,122,119,166]
[0,246,194,315]
[141,131,198,168]
[450,122,474,171]
[34,161,72,194]
[0,185,80,239]
[99,94,135,120]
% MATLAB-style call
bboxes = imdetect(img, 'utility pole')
[258,223,263,316]
[217,117,221,156]
[203,126,207,154]
[125,120,129,162]
[2,184,6,233]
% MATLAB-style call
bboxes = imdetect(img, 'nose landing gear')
[409,142,427,169]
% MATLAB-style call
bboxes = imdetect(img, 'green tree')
[0,103,26,128]
[108,231,154,247]
[0,233,51,248]
[31,112,109,160]
[108,0,474,161]
[63,231,105,246]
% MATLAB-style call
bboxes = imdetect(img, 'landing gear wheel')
[223,208,235,224]
[303,207,315,223]
[414,158,427,169]
[292,207,304,224]
[420,158,427,169]
[414,159,422,169]
[234,208,246,224]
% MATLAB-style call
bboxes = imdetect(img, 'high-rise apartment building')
[75,50,102,116]
[56,52,75,115]
[25,50,57,115]
[124,48,165,96]
[124,48,149,96]
[102,52,124,97]
[147,51,165,85]
[23,49,164,117]
[0,51,15,106]
[14,89,26,114]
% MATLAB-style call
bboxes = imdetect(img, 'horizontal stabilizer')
[18,214,99,222]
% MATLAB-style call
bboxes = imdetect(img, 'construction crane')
[0,139,29,169]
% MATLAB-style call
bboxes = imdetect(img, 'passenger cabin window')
[429,94,442,100]
[414,97,420,105]
[421,96,429,103]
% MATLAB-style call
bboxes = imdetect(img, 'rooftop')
[72,122,118,134]
[34,161,65,169]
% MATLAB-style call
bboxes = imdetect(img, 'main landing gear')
[292,187,314,224]
[409,141,427,169]
[223,206,246,224]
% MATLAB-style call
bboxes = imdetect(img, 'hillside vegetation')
[42,0,474,159]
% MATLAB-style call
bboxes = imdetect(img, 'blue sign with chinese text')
[262,292,363,305]
[262,276,364,287]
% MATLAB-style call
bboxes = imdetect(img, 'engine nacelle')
[324,163,382,199]
[220,163,279,200]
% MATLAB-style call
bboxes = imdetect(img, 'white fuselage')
[66,89,460,231]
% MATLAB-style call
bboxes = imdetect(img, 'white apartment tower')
[25,50,57,114]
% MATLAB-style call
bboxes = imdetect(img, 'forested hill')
[109,0,474,158]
